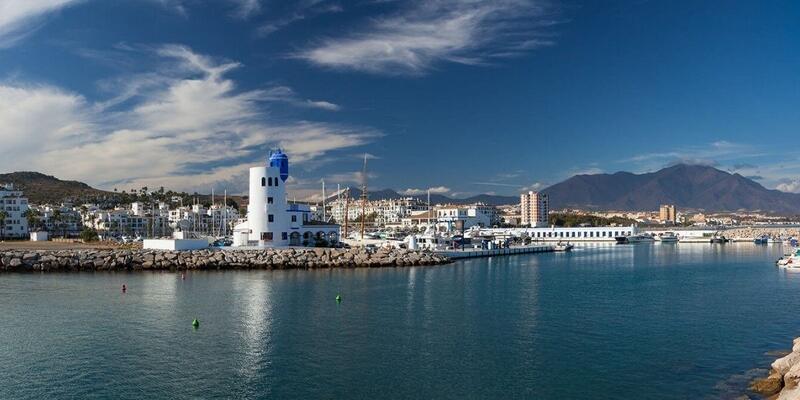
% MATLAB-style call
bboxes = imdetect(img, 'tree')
[0,210,7,240]
[51,209,63,237]
[79,227,99,242]
[23,209,39,232]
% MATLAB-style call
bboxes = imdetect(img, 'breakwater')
[0,247,450,272]
[751,337,800,399]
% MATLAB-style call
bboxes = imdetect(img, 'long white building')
[233,150,340,247]
[487,225,639,242]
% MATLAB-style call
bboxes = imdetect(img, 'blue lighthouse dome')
[269,150,289,182]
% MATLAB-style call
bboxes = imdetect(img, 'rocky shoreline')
[750,338,800,399]
[0,247,451,272]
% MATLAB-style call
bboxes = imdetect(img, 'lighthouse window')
[267,197,273,204]
[261,177,266,187]
[275,178,278,187]
[268,177,273,186]
[291,215,297,222]
[268,214,274,222]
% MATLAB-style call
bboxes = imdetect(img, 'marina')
[1,244,796,399]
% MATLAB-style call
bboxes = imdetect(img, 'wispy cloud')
[400,186,451,196]
[257,1,343,37]
[297,0,558,75]
[0,0,83,47]
[0,45,377,193]
[229,0,262,19]
[262,86,341,111]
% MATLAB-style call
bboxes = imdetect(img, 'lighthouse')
[233,150,340,248]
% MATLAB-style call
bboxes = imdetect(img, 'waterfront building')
[520,191,549,227]
[487,225,638,242]
[329,196,428,226]
[233,150,339,247]
[659,204,677,224]
[0,183,29,238]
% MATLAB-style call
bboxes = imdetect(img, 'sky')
[0,0,798,200]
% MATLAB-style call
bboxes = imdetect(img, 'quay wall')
[0,247,450,272]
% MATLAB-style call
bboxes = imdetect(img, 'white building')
[521,191,549,227]
[233,150,339,247]
[329,196,428,226]
[0,183,29,238]
[487,225,639,242]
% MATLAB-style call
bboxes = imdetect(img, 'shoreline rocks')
[0,247,451,272]
[751,338,800,399]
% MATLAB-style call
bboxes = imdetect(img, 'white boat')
[615,234,655,244]
[658,232,679,243]
[768,237,783,244]
[554,242,574,252]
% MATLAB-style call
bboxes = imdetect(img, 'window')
[267,197,273,204]
[268,177,273,186]
[268,214,274,222]
[261,177,266,187]
[291,215,297,222]
[261,232,273,241]
[275,178,278,187]
[281,232,287,240]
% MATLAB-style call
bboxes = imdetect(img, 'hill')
[542,164,800,213]
[0,172,116,205]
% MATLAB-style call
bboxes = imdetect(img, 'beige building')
[659,204,677,224]
[520,191,549,227]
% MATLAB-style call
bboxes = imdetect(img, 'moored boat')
[554,242,574,252]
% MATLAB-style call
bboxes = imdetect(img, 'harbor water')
[2,244,799,399]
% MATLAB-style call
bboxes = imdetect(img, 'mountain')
[542,164,800,213]
[0,172,115,205]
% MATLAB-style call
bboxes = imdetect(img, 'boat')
[554,242,574,252]
[710,234,728,244]
[767,237,783,244]
[658,232,679,243]
[615,234,655,244]
[754,235,769,245]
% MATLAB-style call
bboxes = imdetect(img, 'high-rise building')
[0,183,30,238]
[520,191,549,227]
[659,204,676,224]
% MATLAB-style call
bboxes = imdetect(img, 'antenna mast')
[359,154,368,241]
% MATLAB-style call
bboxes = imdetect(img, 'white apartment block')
[521,191,549,227]
[0,184,29,238]
[329,197,428,226]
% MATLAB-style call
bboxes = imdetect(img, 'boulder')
[774,352,800,376]
[750,371,784,396]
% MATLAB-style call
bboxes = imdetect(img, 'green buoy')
[335,294,342,303]
[192,319,200,328]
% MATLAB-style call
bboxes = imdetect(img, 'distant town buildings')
[659,204,677,224]
[0,183,29,238]
[520,191,549,227]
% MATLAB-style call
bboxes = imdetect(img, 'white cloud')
[0,0,82,47]
[0,45,377,193]
[262,86,341,111]
[229,0,261,18]
[297,0,556,75]
[777,180,800,193]
[521,182,545,192]
[400,186,450,195]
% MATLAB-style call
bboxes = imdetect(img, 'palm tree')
[52,209,63,238]
[23,209,39,232]
[0,210,7,241]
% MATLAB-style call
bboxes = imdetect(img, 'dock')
[435,244,554,259]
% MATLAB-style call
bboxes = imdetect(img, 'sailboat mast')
[359,154,368,240]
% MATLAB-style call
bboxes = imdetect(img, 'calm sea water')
[1,244,799,399]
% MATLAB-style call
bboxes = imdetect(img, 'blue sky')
[0,0,798,199]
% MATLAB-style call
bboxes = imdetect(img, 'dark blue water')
[1,244,798,399]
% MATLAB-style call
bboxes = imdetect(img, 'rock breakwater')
[751,338,800,399]
[0,247,451,272]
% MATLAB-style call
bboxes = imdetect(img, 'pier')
[436,244,554,259]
